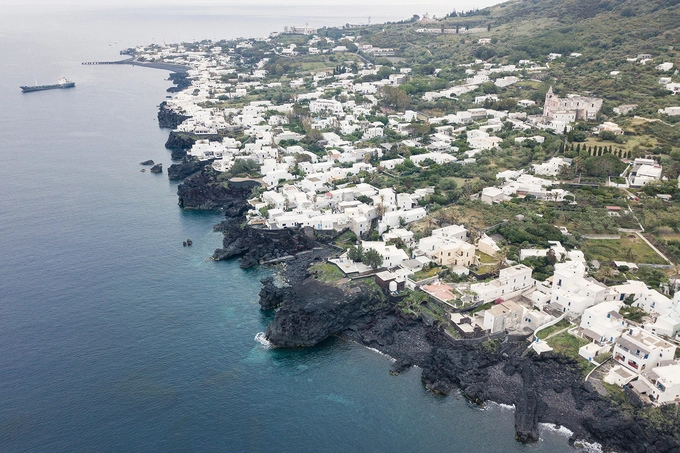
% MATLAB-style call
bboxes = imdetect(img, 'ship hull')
[20,82,75,93]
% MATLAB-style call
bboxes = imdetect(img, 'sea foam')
[254,332,272,349]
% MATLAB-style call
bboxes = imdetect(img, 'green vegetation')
[536,319,571,340]
[310,262,345,283]
[333,230,358,250]
[362,249,384,269]
[402,295,463,338]
[582,235,667,265]
[347,245,384,269]
[620,305,648,323]
[412,264,444,281]
[546,332,589,360]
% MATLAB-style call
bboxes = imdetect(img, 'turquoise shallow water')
[0,6,576,452]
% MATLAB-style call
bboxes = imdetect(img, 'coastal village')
[133,8,680,410]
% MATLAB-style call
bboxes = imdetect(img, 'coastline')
[167,175,601,448]
[153,79,679,453]
[133,13,680,451]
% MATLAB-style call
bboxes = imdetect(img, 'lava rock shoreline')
[169,140,680,453]
[258,250,680,452]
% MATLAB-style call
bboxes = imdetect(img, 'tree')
[362,249,384,269]
[496,246,509,273]
[596,266,615,284]
[348,245,364,262]
[380,86,410,110]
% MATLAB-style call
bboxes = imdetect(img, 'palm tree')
[496,246,509,274]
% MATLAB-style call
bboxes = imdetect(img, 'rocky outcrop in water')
[150,163,163,173]
[177,166,259,212]
[258,276,291,311]
[164,131,195,151]
[212,221,318,268]
[167,157,214,181]
[157,101,191,129]
[266,277,390,348]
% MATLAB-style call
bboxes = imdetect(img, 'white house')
[378,208,426,234]
[477,234,501,257]
[361,241,409,269]
[550,261,614,318]
[436,240,476,268]
[483,300,524,333]
[628,158,663,187]
[633,364,680,405]
[532,157,571,176]
[481,187,505,204]
[431,225,468,242]
[470,265,535,303]
[633,289,673,315]
[580,301,627,343]
[613,328,676,373]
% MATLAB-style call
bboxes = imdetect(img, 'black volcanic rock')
[166,72,191,93]
[150,163,163,173]
[157,101,191,128]
[167,158,214,181]
[171,148,187,161]
[259,276,291,310]
[176,166,259,212]
[140,160,154,165]
[212,222,317,268]
[265,278,389,348]
[164,131,196,150]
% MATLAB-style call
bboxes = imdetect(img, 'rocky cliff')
[177,166,259,213]
[164,131,195,154]
[212,221,319,268]
[157,101,191,129]
[167,157,214,181]
[265,277,390,348]
[257,259,680,452]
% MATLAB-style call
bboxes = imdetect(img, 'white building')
[634,364,680,405]
[550,261,614,318]
[378,208,426,234]
[532,157,571,176]
[613,328,676,373]
[580,301,627,343]
[436,240,476,268]
[481,187,505,204]
[470,265,535,303]
[361,241,409,269]
[483,300,524,333]
[628,158,662,187]
[309,99,344,116]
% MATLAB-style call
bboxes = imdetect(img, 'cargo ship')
[20,77,75,93]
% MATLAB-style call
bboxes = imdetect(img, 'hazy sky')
[5,0,505,15]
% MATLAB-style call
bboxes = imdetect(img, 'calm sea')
[0,4,576,452]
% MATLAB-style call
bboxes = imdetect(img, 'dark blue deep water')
[0,5,576,452]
